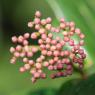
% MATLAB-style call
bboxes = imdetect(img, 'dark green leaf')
[58,74,95,95]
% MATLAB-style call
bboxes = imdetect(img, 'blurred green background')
[0,0,95,95]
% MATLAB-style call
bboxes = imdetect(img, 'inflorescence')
[10,11,86,83]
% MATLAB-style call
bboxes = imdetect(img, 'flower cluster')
[10,11,86,83]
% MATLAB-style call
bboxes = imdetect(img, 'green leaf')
[57,79,82,95]
[28,88,57,95]
[57,74,95,95]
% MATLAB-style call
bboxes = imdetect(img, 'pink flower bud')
[56,43,62,50]
[69,21,75,27]
[35,24,40,30]
[24,64,30,70]
[28,22,33,28]
[70,27,75,32]
[24,45,29,52]
[56,72,64,77]
[18,36,24,43]
[38,69,42,73]
[74,45,80,50]
[34,72,40,78]
[62,59,66,64]
[75,28,81,35]
[42,50,47,55]
[35,11,41,17]
[60,51,65,56]
[57,64,63,70]
[46,17,52,23]
[49,59,54,65]
[50,46,56,51]
[14,52,20,57]
[41,19,47,25]
[46,44,50,49]
[65,58,70,64]
[79,33,85,39]
[12,36,17,43]
[55,28,60,33]
[19,67,25,72]
[53,51,60,56]
[41,34,47,40]
[35,63,42,69]
[16,45,22,51]
[79,40,84,46]
[34,18,40,24]
[36,58,42,63]
[56,37,60,41]
[69,39,74,46]
[38,39,43,44]
[45,24,51,30]
[60,23,66,29]
[24,33,30,39]
[32,47,38,53]
[63,31,68,36]
[66,65,72,70]
[78,49,84,54]
[40,55,45,60]
[29,60,34,65]
[69,32,74,36]
[40,44,46,49]
[10,47,15,53]
[10,59,16,64]
[51,40,57,45]
[20,52,25,57]
[23,58,28,63]
[23,40,28,45]
[51,27,56,32]
[64,37,70,42]
[48,33,53,38]
[48,65,54,70]
[81,54,86,59]
[64,50,70,56]
[54,57,59,62]
[41,73,46,79]
[67,70,72,75]
[39,28,45,34]
[30,69,36,74]
[46,38,51,43]
[31,33,37,39]
[51,74,56,79]
[27,52,33,57]
[43,61,49,67]
[47,51,52,56]
[31,77,36,83]
[57,60,62,64]
[60,40,65,46]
